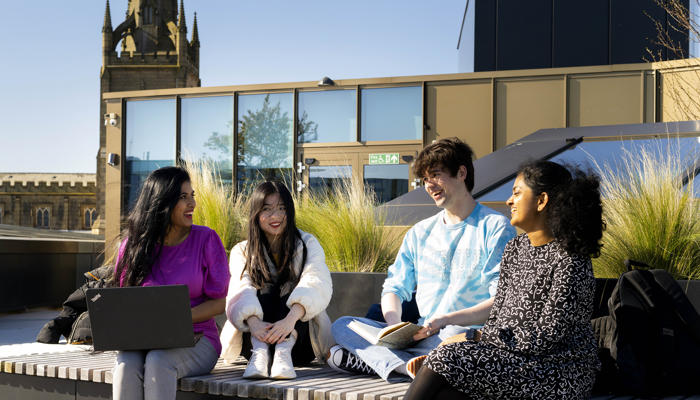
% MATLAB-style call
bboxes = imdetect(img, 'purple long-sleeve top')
[115,225,230,354]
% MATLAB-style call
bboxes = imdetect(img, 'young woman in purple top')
[111,166,230,400]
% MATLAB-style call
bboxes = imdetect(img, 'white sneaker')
[243,337,270,379]
[327,345,375,375]
[270,335,297,379]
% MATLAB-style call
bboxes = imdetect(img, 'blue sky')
[0,1,466,173]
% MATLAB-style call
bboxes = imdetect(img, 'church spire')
[191,12,199,45]
[102,0,113,33]
[178,0,187,33]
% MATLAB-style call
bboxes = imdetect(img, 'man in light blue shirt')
[329,138,516,381]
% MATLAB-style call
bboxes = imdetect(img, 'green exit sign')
[369,153,400,165]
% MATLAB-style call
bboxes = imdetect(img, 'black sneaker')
[327,345,375,375]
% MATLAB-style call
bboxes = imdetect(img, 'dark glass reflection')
[298,90,356,143]
[477,136,700,201]
[309,165,352,195]
[124,99,176,210]
[237,93,293,188]
[364,164,409,203]
[181,96,234,185]
[361,86,422,141]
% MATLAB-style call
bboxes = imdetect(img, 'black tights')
[404,365,470,400]
[241,286,315,365]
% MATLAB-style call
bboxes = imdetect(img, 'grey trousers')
[112,337,218,400]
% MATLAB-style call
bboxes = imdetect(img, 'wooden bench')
[3,348,700,399]
[0,349,410,399]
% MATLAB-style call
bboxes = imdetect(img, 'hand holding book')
[347,320,422,349]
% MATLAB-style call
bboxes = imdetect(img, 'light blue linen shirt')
[381,203,516,326]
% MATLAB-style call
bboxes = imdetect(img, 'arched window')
[84,208,97,229]
[36,208,50,228]
[0,206,3,225]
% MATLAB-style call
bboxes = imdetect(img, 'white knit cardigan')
[220,230,334,363]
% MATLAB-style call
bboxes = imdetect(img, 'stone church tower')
[96,0,200,233]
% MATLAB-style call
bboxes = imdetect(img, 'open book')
[347,320,422,349]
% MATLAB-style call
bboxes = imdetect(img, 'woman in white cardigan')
[221,181,334,379]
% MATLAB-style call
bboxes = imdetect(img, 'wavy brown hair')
[413,137,475,193]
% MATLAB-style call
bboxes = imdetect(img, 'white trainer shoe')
[270,334,297,379]
[243,337,270,379]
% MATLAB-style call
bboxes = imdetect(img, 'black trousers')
[241,287,315,365]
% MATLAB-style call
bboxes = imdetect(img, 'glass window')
[298,90,356,143]
[364,164,409,203]
[84,208,97,229]
[36,208,49,228]
[309,165,352,195]
[181,96,234,185]
[125,99,176,209]
[237,93,293,186]
[477,136,700,201]
[0,206,3,224]
[361,86,422,141]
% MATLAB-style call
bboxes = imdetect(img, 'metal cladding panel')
[610,0,666,64]
[553,0,609,67]
[496,0,552,70]
[474,0,498,71]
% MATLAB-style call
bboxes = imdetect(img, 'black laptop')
[86,285,195,351]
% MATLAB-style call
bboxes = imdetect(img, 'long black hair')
[519,160,605,257]
[243,181,306,289]
[114,166,191,286]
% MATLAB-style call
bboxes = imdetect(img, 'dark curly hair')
[519,160,605,257]
[413,137,475,193]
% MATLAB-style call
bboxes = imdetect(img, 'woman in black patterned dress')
[405,160,604,400]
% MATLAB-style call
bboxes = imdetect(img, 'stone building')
[96,0,201,233]
[0,174,97,231]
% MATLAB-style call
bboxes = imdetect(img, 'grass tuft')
[294,178,406,273]
[182,157,248,254]
[593,139,700,279]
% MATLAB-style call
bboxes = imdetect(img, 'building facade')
[0,174,97,231]
[101,59,700,246]
[96,0,200,234]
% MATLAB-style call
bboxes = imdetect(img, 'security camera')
[104,113,119,127]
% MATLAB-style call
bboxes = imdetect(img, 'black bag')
[593,260,700,396]
[36,265,112,344]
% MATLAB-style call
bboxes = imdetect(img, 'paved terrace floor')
[1,309,700,399]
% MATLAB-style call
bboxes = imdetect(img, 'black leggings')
[241,288,315,365]
[404,365,470,400]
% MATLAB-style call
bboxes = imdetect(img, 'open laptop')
[86,285,195,351]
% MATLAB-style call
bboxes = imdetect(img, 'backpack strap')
[650,269,700,343]
[621,270,661,310]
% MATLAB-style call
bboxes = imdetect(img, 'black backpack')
[593,260,700,396]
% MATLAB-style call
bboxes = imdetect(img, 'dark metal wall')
[0,239,104,312]
[475,0,690,71]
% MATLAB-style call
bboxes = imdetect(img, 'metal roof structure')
[383,120,700,226]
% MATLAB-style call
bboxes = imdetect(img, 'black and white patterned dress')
[425,234,600,399]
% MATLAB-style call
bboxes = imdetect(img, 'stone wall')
[0,174,96,231]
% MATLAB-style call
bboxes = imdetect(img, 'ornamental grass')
[593,140,700,279]
[182,157,248,254]
[294,178,406,273]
